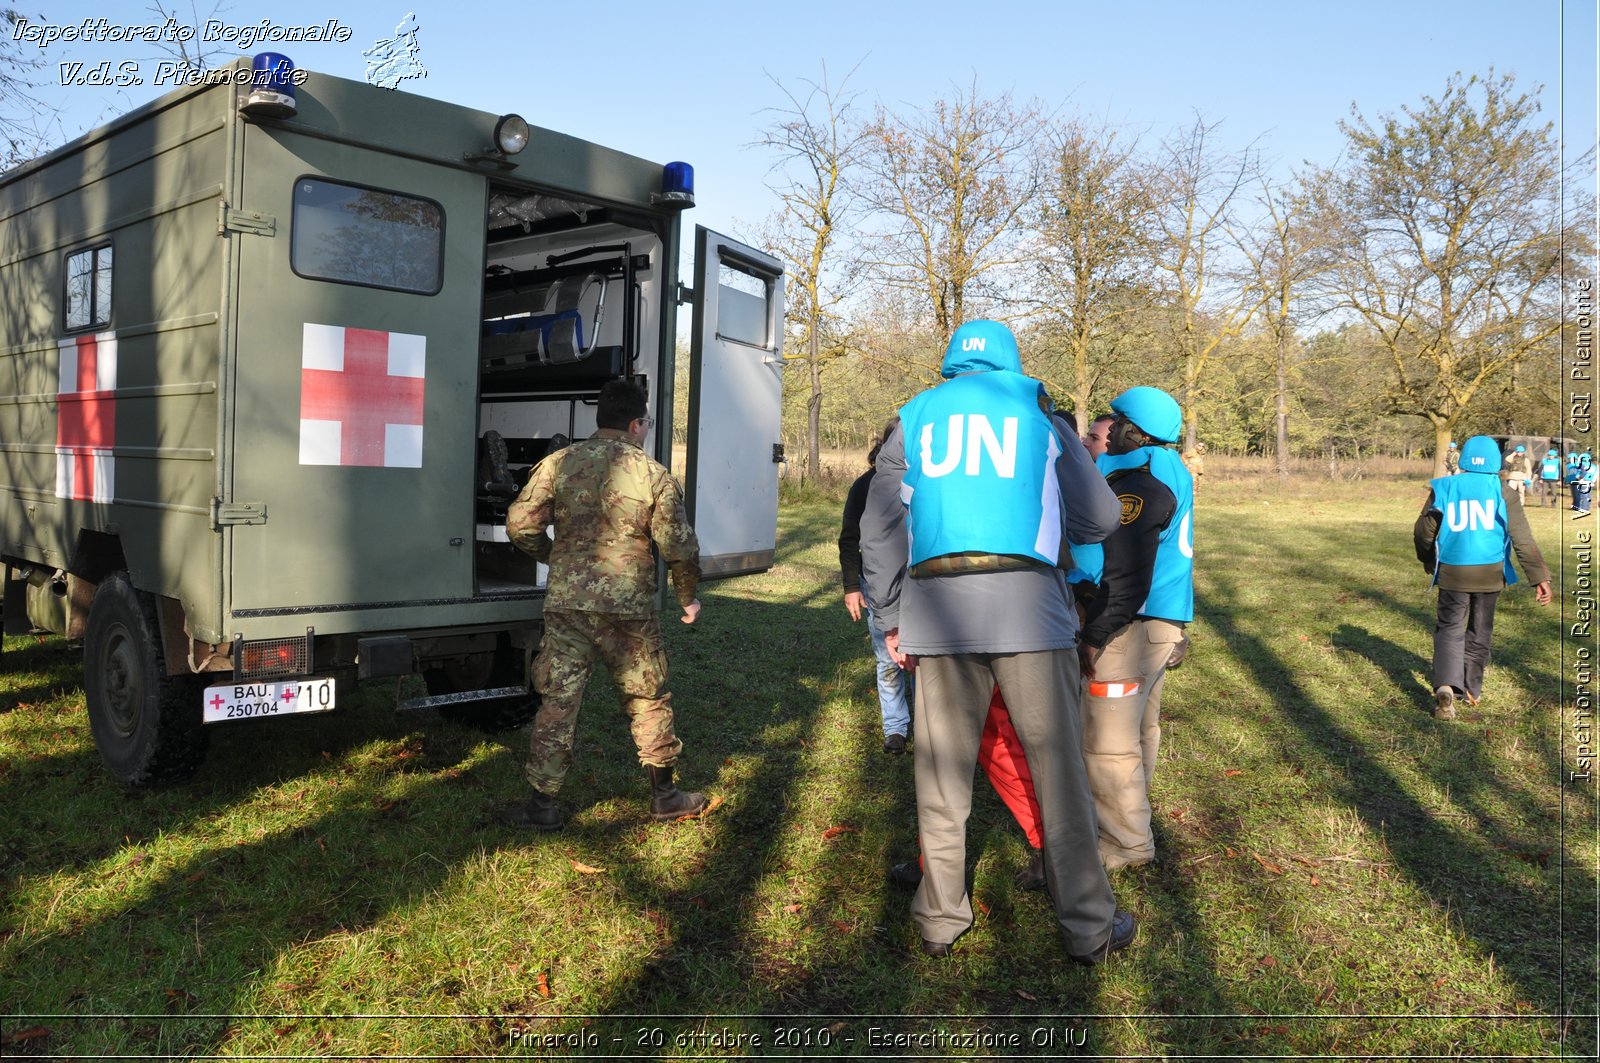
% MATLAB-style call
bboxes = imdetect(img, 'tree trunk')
[806,325,822,482]
[1275,330,1290,481]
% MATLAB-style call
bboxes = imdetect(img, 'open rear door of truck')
[685,228,785,579]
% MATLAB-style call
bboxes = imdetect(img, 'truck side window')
[64,243,113,332]
[290,178,444,294]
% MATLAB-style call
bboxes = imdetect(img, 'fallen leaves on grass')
[821,824,856,841]
[535,972,552,998]
[783,903,803,914]
[571,860,606,875]
[1015,989,1038,1002]
[1252,852,1284,875]
[0,1027,49,1047]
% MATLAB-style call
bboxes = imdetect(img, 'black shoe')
[920,938,953,958]
[498,791,563,831]
[645,764,710,822]
[1070,909,1137,965]
[1013,850,1046,891]
[888,860,923,890]
[883,733,907,754]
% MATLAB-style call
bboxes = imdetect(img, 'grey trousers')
[1433,588,1499,700]
[911,650,1116,955]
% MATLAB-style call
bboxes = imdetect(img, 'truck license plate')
[202,677,336,724]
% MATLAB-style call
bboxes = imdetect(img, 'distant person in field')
[1538,448,1563,507]
[1414,435,1551,720]
[1503,445,1532,507]
[1575,453,1596,519]
[1444,441,1460,475]
[839,423,914,754]
[1567,452,1583,509]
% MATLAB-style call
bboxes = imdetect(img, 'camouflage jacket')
[506,430,700,617]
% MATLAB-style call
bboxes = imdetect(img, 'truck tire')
[84,573,208,785]
[423,651,540,733]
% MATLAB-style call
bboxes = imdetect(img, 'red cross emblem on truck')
[55,332,117,502]
[298,323,426,467]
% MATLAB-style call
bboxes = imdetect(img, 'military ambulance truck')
[0,55,784,784]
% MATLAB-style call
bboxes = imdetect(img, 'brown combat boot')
[646,765,709,822]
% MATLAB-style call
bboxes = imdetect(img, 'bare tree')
[1237,174,1336,479]
[1026,115,1158,417]
[0,8,59,170]
[1150,115,1265,449]
[757,63,870,481]
[144,2,237,76]
[1324,70,1590,474]
[863,81,1045,342]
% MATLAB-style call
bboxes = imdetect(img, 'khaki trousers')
[1081,618,1185,869]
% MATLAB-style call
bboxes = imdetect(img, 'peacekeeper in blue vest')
[1068,387,1193,871]
[1414,436,1551,720]
[1538,448,1563,507]
[858,319,1136,964]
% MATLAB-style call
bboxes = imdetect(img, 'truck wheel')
[423,651,540,733]
[84,573,208,785]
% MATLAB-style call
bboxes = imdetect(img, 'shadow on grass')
[1204,566,1593,1039]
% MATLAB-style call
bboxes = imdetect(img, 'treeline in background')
[674,67,1597,485]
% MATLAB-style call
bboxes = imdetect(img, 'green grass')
[0,480,1594,1058]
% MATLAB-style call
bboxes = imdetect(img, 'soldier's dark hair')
[597,379,649,429]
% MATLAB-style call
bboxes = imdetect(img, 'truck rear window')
[290,179,443,294]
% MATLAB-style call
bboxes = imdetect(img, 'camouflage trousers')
[525,608,682,794]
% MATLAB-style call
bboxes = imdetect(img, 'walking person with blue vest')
[1071,387,1194,871]
[859,319,1135,964]
[1574,454,1596,519]
[1538,448,1563,507]
[1414,436,1551,719]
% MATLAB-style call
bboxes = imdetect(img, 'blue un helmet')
[1515,445,1525,453]
[1459,436,1503,475]
[1108,386,1183,445]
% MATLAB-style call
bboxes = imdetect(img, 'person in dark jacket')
[1415,435,1552,719]
[839,424,913,752]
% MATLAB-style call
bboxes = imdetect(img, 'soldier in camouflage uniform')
[498,379,709,829]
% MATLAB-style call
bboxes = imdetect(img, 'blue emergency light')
[654,162,694,208]
[242,52,297,118]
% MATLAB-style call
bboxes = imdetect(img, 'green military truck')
[0,55,784,784]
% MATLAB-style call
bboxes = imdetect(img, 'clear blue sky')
[24,1,1600,241]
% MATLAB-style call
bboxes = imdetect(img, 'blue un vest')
[1541,456,1562,480]
[1066,446,1194,622]
[1429,473,1516,586]
[898,371,1060,567]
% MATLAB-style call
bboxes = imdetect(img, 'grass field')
[1,477,1594,1059]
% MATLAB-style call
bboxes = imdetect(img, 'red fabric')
[977,686,1044,849]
